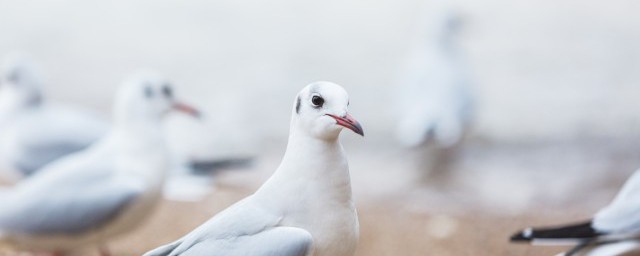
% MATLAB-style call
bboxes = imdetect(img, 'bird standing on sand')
[394,4,473,184]
[144,81,363,256]
[0,71,199,255]
[395,6,473,149]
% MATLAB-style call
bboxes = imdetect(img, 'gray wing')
[14,141,89,176]
[0,181,140,234]
[10,105,108,175]
[146,227,312,256]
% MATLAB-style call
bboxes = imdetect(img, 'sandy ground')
[0,137,630,256]
[105,192,573,256]
[107,135,640,256]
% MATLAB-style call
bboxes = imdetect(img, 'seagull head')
[114,70,200,125]
[292,81,363,140]
[0,53,43,109]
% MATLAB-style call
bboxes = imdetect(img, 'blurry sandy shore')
[2,138,640,256]
[112,138,640,256]
[107,192,573,256]
[100,198,545,255]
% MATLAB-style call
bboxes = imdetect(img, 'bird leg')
[32,251,64,256]
[564,241,593,256]
[98,246,111,256]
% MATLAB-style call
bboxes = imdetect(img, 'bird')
[0,71,200,255]
[394,4,473,185]
[510,169,640,256]
[395,4,473,148]
[162,112,255,202]
[143,81,364,256]
[163,156,254,202]
[0,53,108,180]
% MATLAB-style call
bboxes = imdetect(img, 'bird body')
[0,54,107,179]
[0,71,199,254]
[0,129,165,251]
[395,5,472,148]
[0,104,108,177]
[145,81,362,256]
[252,133,359,256]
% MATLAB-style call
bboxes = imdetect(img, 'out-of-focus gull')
[0,71,199,255]
[163,113,255,202]
[163,156,253,202]
[511,169,640,256]
[144,81,363,256]
[395,4,473,148]
[0,53,108,180]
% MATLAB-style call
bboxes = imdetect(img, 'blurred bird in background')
[0,53,108,182]
[162,119,254,202]
[510,169,640,256]
[0,71,199,255]
[0,53,253,201]
[395,1,474,185]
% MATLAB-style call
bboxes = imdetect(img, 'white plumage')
[0,53,108,180]
[395,4,473,148]
[144,81,363,256]
[0,71,199,255]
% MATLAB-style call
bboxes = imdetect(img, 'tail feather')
[143,239,182,256]
[510,220,603,244]
[188,157,254,175]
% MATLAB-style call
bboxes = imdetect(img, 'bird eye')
[7,72,19,84]
[144,86,153,98]
[311,95,324,108]
[162,84,173,98]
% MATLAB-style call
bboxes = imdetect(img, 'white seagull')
[0,54,108,180]
[0,71,199,255]
[144,81,364,256]
[395,5,473,148]
[511,169,640,256]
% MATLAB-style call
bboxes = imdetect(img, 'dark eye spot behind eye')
[311,95,324,108]
[7,72,19,84]
[144,86,153,98]
[295,96,301,114]
[162,84,173,98]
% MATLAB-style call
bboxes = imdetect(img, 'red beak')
[172,102,201,118]
[326,113,364,136]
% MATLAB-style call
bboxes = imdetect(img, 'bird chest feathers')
[273,178,359,256]
[307,204,359,256]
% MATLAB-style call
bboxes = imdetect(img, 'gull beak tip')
[328,113,364,137]
[353,123,364,137]
[173,102,202,119]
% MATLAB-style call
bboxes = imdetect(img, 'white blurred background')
[0,0,639,255]
[2,0,639,142]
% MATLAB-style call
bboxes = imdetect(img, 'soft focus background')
[1,0,639,255]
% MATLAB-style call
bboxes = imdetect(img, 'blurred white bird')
[0,71,199,255]
[144,81,363,256]
[395,4,473,148]
[162,155,253,202]
[162,117,254,202]
[0,53,108,181]
[511,169,640,256]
